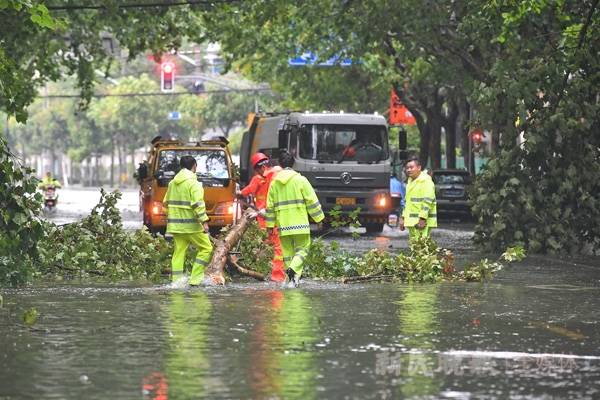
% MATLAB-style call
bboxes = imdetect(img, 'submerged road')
[1,186,597,399]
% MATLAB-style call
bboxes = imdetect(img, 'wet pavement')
[1,187,599,399]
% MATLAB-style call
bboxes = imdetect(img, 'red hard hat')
[250,152,269,168]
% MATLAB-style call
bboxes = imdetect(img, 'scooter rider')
[38,171,62,190]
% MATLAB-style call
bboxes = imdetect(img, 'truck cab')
[136,136,237,235]
[240,112,393,233]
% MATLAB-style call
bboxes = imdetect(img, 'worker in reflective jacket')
[400,157,437,242]
[266,151,324,287]
[38,171,62,190]
[238,152,285,282]
[163,155,213,286]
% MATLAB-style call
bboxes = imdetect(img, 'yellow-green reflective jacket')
[38,176,61,189]
[163,168,209,233]
[402,171,437,228]
[265,168,324,236]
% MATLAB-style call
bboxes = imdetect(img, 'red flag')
[389,89,416,125]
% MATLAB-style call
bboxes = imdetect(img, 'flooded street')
[1,188,599,399]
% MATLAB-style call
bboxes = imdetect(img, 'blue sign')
[168,111,181,120]
[288,51,355,67]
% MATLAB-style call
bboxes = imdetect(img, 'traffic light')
[470,128,484,145]
[160,61,175,92]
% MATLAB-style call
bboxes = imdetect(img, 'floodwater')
[1,187,599,399]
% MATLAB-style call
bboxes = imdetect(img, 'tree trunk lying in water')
[204,208,261,285]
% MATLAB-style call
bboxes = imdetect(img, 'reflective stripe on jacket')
[163,168,209,233]
[402,171,437,228]
[265,168,324,236]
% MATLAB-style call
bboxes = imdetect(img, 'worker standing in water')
[163,156,213,286]
[265,151,324,287]
[238,152,285,282]
[400,156,437,242]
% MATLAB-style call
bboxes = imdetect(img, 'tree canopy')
[198,0,600,253]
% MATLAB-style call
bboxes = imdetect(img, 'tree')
[201,89,277,137]
[201,0,600,253]
[201,0,473,167]
[0,0,205,122]
[87,74,176,184]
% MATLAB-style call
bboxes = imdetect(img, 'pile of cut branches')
[216,218,525,284]
[38,189,171,282]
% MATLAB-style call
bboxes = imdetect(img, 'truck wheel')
[365,223,384,234]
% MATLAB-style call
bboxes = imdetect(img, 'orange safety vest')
[240,166,282,210]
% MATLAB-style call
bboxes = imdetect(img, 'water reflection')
[152,291,212,399]
[243,289,321,399]
[248,290,284,397]
[396,285,441,398]
[279,290,320,399]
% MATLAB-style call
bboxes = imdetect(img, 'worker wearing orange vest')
[238,153,285,282]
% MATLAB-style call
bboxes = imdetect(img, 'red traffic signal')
[470,128,484,144]
[161,62,175,92]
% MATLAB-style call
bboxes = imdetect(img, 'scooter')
[43,185,59,212]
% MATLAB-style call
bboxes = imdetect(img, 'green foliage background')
[0,136,44,285]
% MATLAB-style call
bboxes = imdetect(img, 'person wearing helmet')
[238,152,285,282]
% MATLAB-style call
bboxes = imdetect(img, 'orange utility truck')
[136,136,238,235]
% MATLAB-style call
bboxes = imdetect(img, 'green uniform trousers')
[171,232,213,285]
[408,226,431,243]
[280,233,310,277]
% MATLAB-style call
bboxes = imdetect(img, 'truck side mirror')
[398,128,407,151]
[135,163,148,183]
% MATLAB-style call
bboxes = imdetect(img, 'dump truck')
[240,112,393,233]
[136,136,238,235]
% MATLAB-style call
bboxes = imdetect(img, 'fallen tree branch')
[226,255,265,281]
[204,208,258,285]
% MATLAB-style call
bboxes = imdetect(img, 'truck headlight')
[376,195,388,208]
[152,201,166,215]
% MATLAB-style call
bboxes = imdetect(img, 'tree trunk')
[117,138,125,187]
[110,135,115,188]
[426,90,443,169]
[94,154,100,186]
[61,154,69,188]
[460,100,471,172]
[205,209,257,285]
[87,157,93,187]
[130,147,135,187]
[443,98,459,169]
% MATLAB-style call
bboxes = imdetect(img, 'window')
[433,173,470,185]
[298,124,388,163]
[157,149,229,186]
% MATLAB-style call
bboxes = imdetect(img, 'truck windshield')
[298,124,388,163]
[157,149,229,182]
